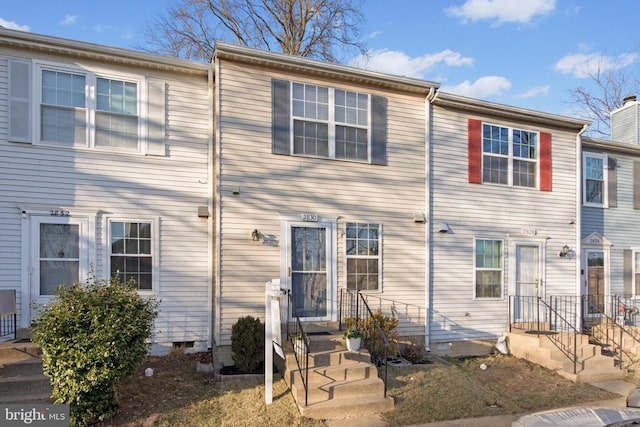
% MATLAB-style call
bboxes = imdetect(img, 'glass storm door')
[585,250,606,317]
[30,216,88,312]
[514,244,541,322]
[290,224,330,320]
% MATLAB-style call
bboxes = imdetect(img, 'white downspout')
[424,87,437,352]
[213,59,222,347]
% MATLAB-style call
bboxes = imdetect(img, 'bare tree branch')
[143,0,366,63]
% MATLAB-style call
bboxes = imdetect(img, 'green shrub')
[231,315,265,373]
[31,275,159,426]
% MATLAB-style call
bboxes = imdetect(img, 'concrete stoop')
[0,340,52,403]
[284,333,393,420]
[505,331,625,384]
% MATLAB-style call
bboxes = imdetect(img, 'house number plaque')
[301,213,318,222]
[50,209,70,217]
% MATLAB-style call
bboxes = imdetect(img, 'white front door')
[283,220,335,321]
[513,242,543,322]
[29,216,90,316]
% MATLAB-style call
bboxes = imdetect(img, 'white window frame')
[290,81,372,162]
[473,238,504,300]
[583,152,608,208]
[482,123,539,188]
[344,222,382,292]
[105,217,159,294]
[34,61,144,153]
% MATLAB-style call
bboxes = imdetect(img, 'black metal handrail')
[339,289,390,397]
[0,290,17,341]
[509,295,579,374]
[285,290,310,406]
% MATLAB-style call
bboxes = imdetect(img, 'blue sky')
[1,0,638,123]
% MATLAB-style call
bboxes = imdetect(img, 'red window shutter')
[539,132,552,191]
[468,119,482,184]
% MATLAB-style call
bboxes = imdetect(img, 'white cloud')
[351,48,474,79]
[515,85,550,98]
[445,0,556,25]
[554,50,638,78]
[441,76,512,98]
[0,18,29,31]
[60,15,78,26]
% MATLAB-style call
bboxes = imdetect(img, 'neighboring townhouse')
[428,93,590,355]
[582,96,640,309]
[0,28,214,355]
[212,42,437,361]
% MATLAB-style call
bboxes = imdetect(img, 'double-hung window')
[474,239,503,299]
[272,79,387,165]
[583,152,607,207]
[482,123,538,187]
[634,250,640,298]
[37,64,140,151]
[109,220,154,291]
[345,223,381,291]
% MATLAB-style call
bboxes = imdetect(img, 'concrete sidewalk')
[323,380,637,427]
[405,380,636,427]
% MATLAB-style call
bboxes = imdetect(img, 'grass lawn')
[98,352,621,426]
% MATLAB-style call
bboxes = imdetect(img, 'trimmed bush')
[31,275,159,426]
[231,315,265,373]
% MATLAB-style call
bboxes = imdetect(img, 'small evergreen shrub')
[31,275,159,426]
[231,315,265,373]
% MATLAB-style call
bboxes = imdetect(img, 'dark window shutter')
[624,249,633,296]
[371,95,387,165]
[539,132,552,191]
[8,59,31,143]
[468,119,482,183]
[608,157,617,208]
[146,78,166,156]
[634,162,640,210]
[272,79,290,155]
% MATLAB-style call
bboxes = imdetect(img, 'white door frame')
[280,215,337,322]
[20,210,95,327]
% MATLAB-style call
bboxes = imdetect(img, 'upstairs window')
[345,223,381,291]
[468,119,552,191]
[583,152,608,207]
[482,123,538,187]
[7,59,165,155]
[273,79,387,165]
[41,70,87,146]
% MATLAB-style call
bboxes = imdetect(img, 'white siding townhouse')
[2,27,610,362]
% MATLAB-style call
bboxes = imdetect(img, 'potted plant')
[292,332,307,354]
[343,327,364,351]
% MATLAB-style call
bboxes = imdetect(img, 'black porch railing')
[339,289,390,397]
[285,290,310,406]
[509,295,580,374]
[0,290,17,341]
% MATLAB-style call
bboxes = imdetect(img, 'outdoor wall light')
[251,229,262,241]
[559,244,570,258]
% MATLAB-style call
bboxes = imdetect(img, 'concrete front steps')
[283,333,393,420]
[0,340,52,403]
[505,330,625,384]
[590,323,640,376]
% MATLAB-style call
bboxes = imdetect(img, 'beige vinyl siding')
[0,53,211,351]
[429,105,579,343]
[216,60,427,345]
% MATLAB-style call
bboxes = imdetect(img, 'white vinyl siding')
[430,105,579,343]
[0,52,210,352]
[217,60,426,345]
